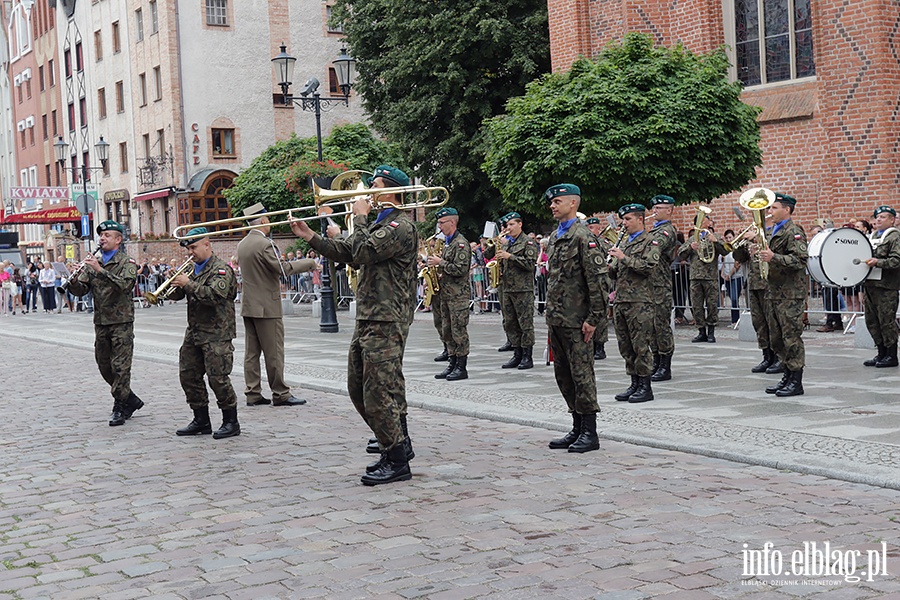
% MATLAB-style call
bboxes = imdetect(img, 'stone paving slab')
[0,335,899,598]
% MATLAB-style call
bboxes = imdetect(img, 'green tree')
[331,0,551,232]
[483,33,763,215]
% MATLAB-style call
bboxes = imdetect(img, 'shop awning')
[1,206,91,224]
[133,187,174,202]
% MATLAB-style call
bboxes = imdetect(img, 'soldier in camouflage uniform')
[67,220,144,427]
[292,165,419,486]
[862,205,900,367]
[428,234,449,362]
[733,227,777,373]
[585,217,611,360]
[677,213,726,343]
[757,193,808,396]
[484,211,539,370]
[609,204,661,403]
[543,184,607,453]
[647,195,678,380]
[169,228,241,439]
[428,207,471,381]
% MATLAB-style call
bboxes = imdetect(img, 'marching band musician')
[428,207,471,381]
[483,211,539,370]
[609,204,661,403]
[862,205,900,368]
[67,220,144,427]
[648,195,678,380]
[291,165,419,486]
[678,211,727,343]
[757,193,808,397]
[585,217,611,360]
[169,228,241,439]
[733,221,778,374]
[544,184,607,453]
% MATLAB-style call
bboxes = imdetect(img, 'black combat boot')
[876,343,899,368]
[776,368,804,397]
[212,408,241,439]
[614,375,639,401]
[502,347,523,369]
[628,376,654,403]
[435,356,457,379]
[434,345,449,362]
[366,437,380,454]
[593,342,606,360]
[361,444,412,486]
[706,325,716,343]
[108,399,126,427]
[122,392,144,420]
[176,407,212,436]
[567,413,600,453]
[446,356,468,381]
[497,338,514,352]
[367,426,416,473]
[765,369,792,394]
[517,346,534,370]
[651,354,672,382]
[751,349,774,373]
[691,327,708,343]
[766,358,785,374]
[651,353,660,375]
[549,413,582,449]
[864,345,886,367]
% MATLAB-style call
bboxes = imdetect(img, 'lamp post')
[54,135,110,249]
[271,44,356,334]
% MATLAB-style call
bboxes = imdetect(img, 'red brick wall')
[547,0,900,235]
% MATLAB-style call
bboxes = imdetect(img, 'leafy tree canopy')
[332,0,551,233]
[482,32,763,215]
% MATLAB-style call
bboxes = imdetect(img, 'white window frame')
[205,0,228,26]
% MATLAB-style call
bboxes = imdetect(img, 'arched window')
[178,172,235,232]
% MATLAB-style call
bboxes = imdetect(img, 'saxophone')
[483,234,504,293]
[418,236,443,308]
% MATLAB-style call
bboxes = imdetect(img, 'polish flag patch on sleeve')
[218,269,227,275]
[459,243,466,249]
[794,234,802,240]
[663,230,670,237]
[389,221,399,228]
[651,240,659,246]
[588,242,597,248]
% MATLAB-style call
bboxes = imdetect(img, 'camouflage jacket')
[609,230,660,303]
[650,220,678,289]
[867,228,900,290]
[484,233,538,293]
[67,249,137,326]
[766,219,808,299]
[309,207,419,324]
[732,233,768,291]
[546,221,607,328]
[677,233,726,281]
[437,231,471,303]
[167,254,237,343]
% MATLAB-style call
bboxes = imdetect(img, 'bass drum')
[807,227,872,288]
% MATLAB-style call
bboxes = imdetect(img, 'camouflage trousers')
[500,290,535,347]
[649,286,674,356]
[748,288,770,349]
[438,295,470,356]
[766,296,805,371]
[614,302,655,376]
[548,324,599,414]
[179,338,237,410]
[94,322,134,402]
[864,285,900,347]
[348,320,409,451]
[690,279,719,327]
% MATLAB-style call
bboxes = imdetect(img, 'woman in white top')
[38,262,58,312]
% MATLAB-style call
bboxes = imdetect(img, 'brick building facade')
[547,0,900,234]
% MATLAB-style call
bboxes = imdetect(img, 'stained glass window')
[733,0,815,86]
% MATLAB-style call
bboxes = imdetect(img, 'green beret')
[617,203,647,218]
[435,207,458,219]
[501,211,521,223]
[585,217,601,225]
[874,205,897,217]
[544,183,581,201]
[650,194,675,206]
[372,165,410,188]
[774,193,796,207]
[180,227,209,247]
[96,220,124,235]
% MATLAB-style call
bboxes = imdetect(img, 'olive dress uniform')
[170,248,240,439]
[67,221,143,426]
[677,232,726,342]
[434,227,471,381]
[733,236,775,372]
[863,206,900,367]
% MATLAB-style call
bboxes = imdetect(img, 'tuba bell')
[738,187,776,280]
[693,205,716,263]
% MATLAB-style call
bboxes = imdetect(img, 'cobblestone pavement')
[1,316,900,598]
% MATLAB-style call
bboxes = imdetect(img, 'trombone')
[144,258,194,305]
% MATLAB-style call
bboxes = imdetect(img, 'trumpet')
[57,248,102,294]
[144,258,194,305]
